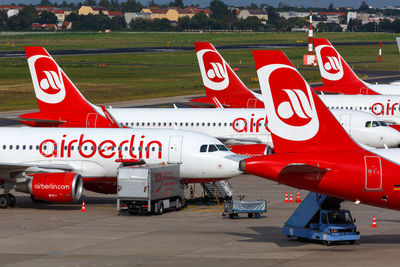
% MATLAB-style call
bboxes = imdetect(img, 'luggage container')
[117,163,184,215]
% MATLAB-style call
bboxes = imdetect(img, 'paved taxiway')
[1,175,400,266]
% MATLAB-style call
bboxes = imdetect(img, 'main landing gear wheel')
[0,194,11,208]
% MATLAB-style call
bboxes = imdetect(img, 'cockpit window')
[217,144,228,151]
[366,121,385,127]
[378,121,387,126]
[365,121,371,128]
[200,145,207,152]
[372,121,379,127]
[208,144,218,152]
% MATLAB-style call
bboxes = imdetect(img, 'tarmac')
[1,175,400,267]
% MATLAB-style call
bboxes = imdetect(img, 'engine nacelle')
[229,144,273,156]
[16,172,83,202]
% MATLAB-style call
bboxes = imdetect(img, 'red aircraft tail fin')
[25,47,96,112]
[194,42,261,107]
[253,50,360,153]
[313,39,377,95]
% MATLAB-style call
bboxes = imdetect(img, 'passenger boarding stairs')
[201,181,233,201]
[285,192,342,228]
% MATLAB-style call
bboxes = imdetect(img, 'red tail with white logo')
[25,47,95,112]
[193,42,263,108]
[21,47,112,128]
[253,50,360,153]
[313,39,378,95]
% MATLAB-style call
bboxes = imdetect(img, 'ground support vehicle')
[282,192,360,245]
[223,198,266,219]
[117,164,184,215]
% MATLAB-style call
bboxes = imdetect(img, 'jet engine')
[16,172,83,202]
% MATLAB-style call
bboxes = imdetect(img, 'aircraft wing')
[10,116,66,125]
[0,162,74,172]
[278,163,330,178]
[216,136,262,145]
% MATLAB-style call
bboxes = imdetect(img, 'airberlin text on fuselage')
[371,100,400,116]
[232,114,267,133]
[39,134,162,159]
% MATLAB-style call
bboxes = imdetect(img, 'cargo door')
[364,156,382,191]
[247,98,257,108]
[339,114,351,133]
[168,136,182,163]
[86,113,98,128]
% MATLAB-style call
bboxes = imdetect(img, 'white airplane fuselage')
[101,108,400,148]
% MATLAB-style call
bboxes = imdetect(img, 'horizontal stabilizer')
[279,163,330,177]
[12,116,66,125]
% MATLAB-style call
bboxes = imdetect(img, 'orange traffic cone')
[81,201,86,212]
[284,192,289,203]
[289,192,294,203]
[371,216,377,227]
[295,191,302,203]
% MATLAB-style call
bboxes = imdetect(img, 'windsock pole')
[308,11,313,55]
[379,41,382,62]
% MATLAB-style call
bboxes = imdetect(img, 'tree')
[39,0,53,6]
[98,0,111,9]
[378,19,392,32]
[121,0,143,12]
[363,22,376,32]
[249,3,258,9]
[84,0,97,6]
[347,18,363,31]
[209,0,230,21]
[110,15,126,30]
[393,18,400,33]
[7,6,38,31]
[0,12,8,30]
[266,5,279,24]
[358,1,369,12]
[38,11,58,24]
[170,0,184,9]
[328,3,334,11]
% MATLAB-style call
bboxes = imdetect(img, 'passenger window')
[196,123,200,126]
[164,123,167,126]
[224,123,227,126]
[92,146,95,151]
[84,146,87,151]
[216,145,228,151]
[207,123,210,126]
[147,123,150,126]
[9,145,12,150]
[78,146,81,151]
[180,123,183,126]
[29,145,32,150]
[36,145,39,150]
[125,147,128,151]
[158,123,161,126]
[208,144,218,152]
[185,123,188,126]
[169,122,172,126]
[191,123,194,126]
[200,145,207,152]
[16,145,19,150]
[202,123,205,126]
[23,145,26,150]
[152,147,155,151]
[2,145,5,149]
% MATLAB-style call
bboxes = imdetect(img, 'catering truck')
[117,164,184,215]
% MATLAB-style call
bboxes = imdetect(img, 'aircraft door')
[364,156,382,191]
[339,114,351,133]
[168,136,182,163]
[86,113,98,128]
[247,98,257,108]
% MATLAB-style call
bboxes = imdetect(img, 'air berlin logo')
[40,71,63,92]
[196,49,229,91]
[315,45,344,81]
[28,54,66,104]
[277,89,313,123]
[258,64,319,141]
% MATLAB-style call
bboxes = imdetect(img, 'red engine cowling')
[229,144,273,156]
[16,172,83,202]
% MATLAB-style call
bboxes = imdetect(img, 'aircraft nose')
[223,154,247,176]
[383,127,400,147]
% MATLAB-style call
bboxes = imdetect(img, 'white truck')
[117,163,184,215]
